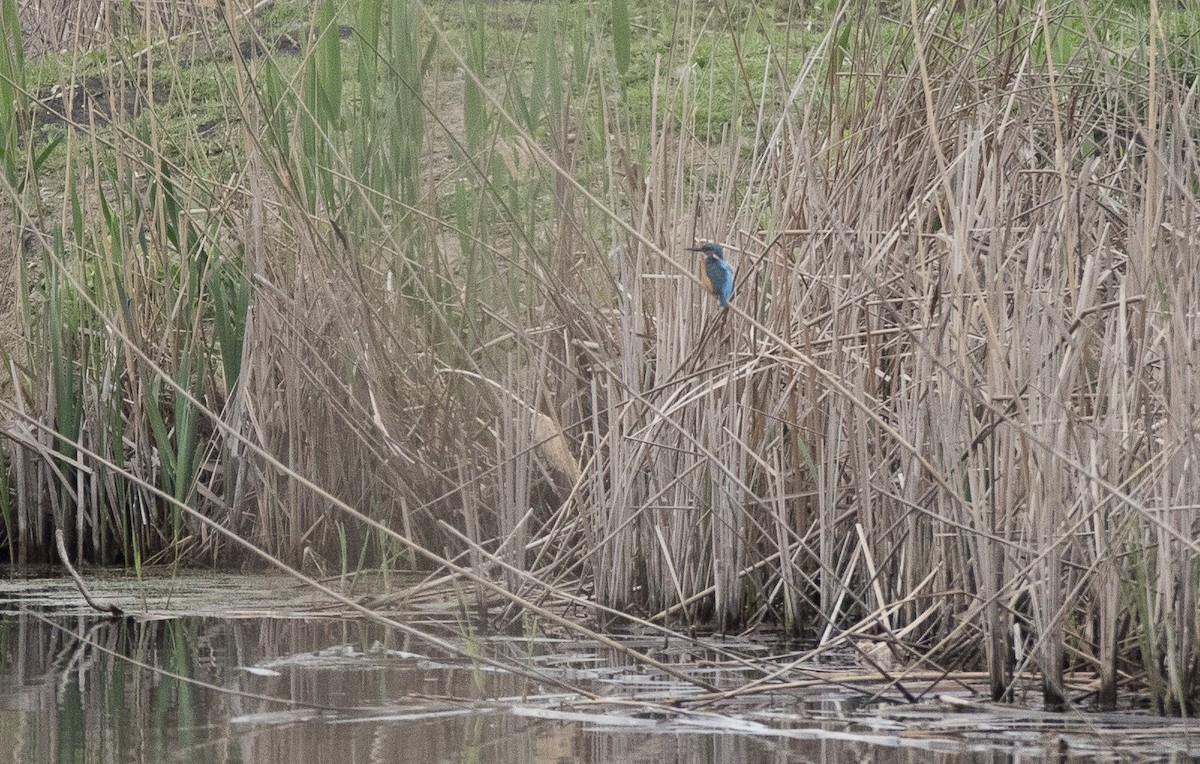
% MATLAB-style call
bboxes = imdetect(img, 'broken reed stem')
[55,529,123,617]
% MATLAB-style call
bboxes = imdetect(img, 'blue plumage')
[689,242,733,307]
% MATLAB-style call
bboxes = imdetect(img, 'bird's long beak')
[686,246,703,252]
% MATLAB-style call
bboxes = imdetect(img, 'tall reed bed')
[2,0,1198,713]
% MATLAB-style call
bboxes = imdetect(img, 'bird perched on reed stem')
[689,242,733,308]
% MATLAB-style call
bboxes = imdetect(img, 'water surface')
[2,571,1197,763]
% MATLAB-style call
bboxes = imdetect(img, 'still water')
[1,571,1198,763]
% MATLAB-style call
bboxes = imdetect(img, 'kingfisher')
[689,242,733,308]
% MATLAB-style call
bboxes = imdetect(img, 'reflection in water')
[1,575,1196,763]
[0,610,954,764]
